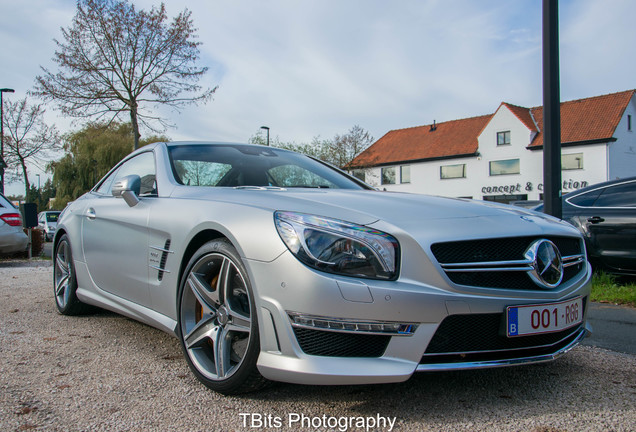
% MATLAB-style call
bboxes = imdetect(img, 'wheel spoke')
[227,312,251,333]
[187,272,219,313]
[56,254,68,274]
[184,317,217,350]
[221,260,252,321]
[215,258,232,305]
[55,275,69,297]
[212,326,233,378]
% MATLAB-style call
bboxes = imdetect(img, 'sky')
[1,0,635,196]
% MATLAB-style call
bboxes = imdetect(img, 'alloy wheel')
[180,252,252,381]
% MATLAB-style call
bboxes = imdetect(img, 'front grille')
[293,328,390,357]
[431,236,585,290]
[445,262,585,290]
[431,236,581,264]
[422,298,586,361]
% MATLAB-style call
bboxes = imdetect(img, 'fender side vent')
[158,239,171,281]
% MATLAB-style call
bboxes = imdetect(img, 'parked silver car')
[0,193,28,254]
[54,142,592,394]
[38,211,61,242]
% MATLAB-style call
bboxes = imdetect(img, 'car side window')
[98,152,158,196]
[95,169,119,195]
[568,189,602,207]
[115,152,157,196]
[593,182,636,208]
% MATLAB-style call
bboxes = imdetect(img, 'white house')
[350,90,636,203]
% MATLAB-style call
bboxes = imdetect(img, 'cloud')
[560,0,636,99]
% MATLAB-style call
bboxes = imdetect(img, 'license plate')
[506,297,583,337]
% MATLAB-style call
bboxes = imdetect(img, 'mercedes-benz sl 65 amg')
[53,142,592,394]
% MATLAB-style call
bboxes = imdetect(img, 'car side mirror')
[112,174,141,207]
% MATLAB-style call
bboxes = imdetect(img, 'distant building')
[349,90,636,204]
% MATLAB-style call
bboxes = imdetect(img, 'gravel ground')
[1,262,635,432]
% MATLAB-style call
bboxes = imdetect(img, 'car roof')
[563,176,636,198]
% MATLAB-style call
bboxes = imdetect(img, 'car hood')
[172,187,575,239]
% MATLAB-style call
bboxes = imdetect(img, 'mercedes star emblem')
[524,239,564,288]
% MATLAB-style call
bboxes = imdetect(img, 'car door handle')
[86,208,96,220]
[587,216,604,224]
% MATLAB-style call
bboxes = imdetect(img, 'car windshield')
[168,144,369,190]
[46,213,60,222]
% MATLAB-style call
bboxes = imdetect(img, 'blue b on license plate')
[506,296,583,337]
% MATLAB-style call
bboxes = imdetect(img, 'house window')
[562,153,584,170]
[381,167,396,185]
[351,169,366,182]
[489,159,520,176]
[497,131,511,146]
[400,166,411,184]
[629,115,632,131]
[440,163,466,179]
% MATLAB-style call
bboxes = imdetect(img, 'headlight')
[274,211,400,280]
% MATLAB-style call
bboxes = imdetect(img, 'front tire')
[177,239,268,394]
[54,234,90,315]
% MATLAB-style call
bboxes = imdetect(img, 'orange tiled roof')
[502,102,538,132]
[349,90,634,168]
[349,114,492,168]
[528,89,635,148]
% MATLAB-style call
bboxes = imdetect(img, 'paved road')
[42,241,52,258]
[584,302,636,354]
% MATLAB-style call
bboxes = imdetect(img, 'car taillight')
[0,213,23,227]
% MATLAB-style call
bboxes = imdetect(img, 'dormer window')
[497,131,511,146]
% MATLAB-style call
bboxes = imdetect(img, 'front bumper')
[247,252,592,385]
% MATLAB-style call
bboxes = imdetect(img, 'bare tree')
[2,97,60,198]
[327,125,374,169]
[248,125,374,170]
[33,0,216,150]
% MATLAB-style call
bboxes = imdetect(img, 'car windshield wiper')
[233,186,286,191]
[286,185,331,189]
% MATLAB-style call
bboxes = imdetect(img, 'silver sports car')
[54,142,592,394]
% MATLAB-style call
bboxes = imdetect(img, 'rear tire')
[54,234,91,315]
[176,239,268,394]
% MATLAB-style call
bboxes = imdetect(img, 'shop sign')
[481,178,589,195]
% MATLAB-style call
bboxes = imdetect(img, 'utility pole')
[542,0,562,219]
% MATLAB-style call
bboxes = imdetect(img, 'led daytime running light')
[288,312,417,336]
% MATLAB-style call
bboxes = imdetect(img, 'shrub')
[28,228,45,257]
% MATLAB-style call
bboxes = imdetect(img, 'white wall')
[608,95,636,180]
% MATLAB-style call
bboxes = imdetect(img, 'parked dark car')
[536,177,636,275]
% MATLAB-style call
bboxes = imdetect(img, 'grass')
[591,272,636,308]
